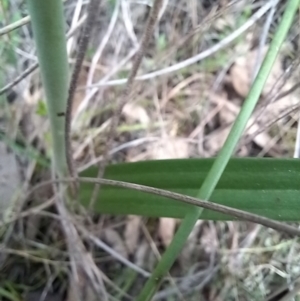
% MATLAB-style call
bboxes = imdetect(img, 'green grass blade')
[80,158,300,221]
[26,0,68,177]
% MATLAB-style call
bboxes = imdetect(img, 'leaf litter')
[1,0,300,300]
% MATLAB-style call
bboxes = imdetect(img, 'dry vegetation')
[0,0,300,300]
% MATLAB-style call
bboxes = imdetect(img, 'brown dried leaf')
[230,55,255,97]
[230,46,283,98]
[158,217,177,247]
[209,92,274,152]
[148,138,189,160]
[23,73,42,105]
[205,127,231,155]
[214,14,235,31]
[200,224,219,254]
[246,122,273,148]
[124,215,141,254]
[122,103,150,125]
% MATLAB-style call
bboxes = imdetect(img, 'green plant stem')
[26,0,69,177]
[136,0,300,300]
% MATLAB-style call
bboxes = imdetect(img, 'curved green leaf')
[79,158,300,221]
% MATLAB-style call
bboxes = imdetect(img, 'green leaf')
[35,100,48,117]
[26,0,69,177]
[79,158,300,221]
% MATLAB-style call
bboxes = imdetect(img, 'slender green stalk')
[136,0,300,299]
[26,0,69,177]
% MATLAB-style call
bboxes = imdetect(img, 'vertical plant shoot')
[26,0,69,177]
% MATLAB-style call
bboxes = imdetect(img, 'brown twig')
[23,176,300,237]
[80,177,300,237]
[242,102,300,146]
[65,0,101,192]
[90,0,164,207]
[274,81,300,102]
[0,15,30,36]
[0,63,38,96]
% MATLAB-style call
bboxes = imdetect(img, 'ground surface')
[0,0,300,300]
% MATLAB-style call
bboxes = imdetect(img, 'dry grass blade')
[76,224,151,277]
[89,0,164,207]
[274,81,300,102]
[53,187,108,301]
[0,63,38,96]
[0,198,54,228]
[0,15,30,36]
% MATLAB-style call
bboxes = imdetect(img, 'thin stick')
[65,0,102,190]
[80,177,300,237]
[0,15,30,36]
[89,0,163,207]
[77,224,151,277]
[274,81,300,101]
[23,176,300,237]
[0,63,38,96]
